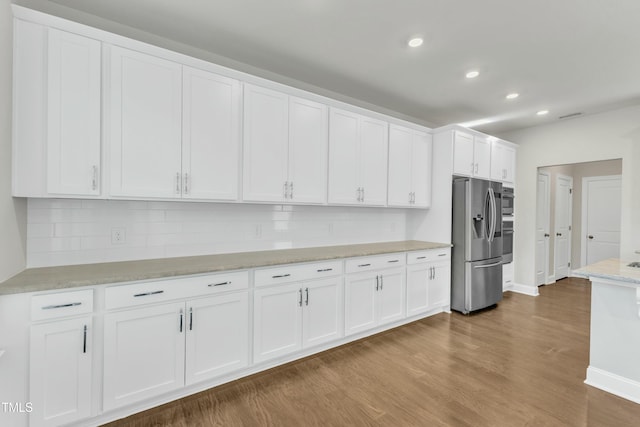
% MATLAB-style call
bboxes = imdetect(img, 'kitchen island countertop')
[0,240,451,295]
[574,258,640,285]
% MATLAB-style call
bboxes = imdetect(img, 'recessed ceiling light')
[537,110,549,116]
[407,37,424,48]
[506,93,519,100]
[465,70,479,79]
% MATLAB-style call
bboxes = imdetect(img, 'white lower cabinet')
[103,292,249,410]
[30,316,93,427]
[406,249,451,316]
[103,302,185,411]
[253,276,343,363]
[344,267,405,336]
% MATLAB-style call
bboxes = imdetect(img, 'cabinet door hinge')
[568,262,571,267]
[568,225,572,231]
[569,188,573,194]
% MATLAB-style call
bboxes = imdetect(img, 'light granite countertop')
[574,258,640,285]
[0,240,451,295]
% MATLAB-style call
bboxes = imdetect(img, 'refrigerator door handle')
[489,187,497,242]
[473,261,503,269]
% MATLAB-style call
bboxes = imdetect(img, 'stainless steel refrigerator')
[451,177,503,314]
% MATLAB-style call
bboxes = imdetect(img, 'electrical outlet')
[111,227,126,245]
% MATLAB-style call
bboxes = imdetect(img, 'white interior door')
[583,176,622,266]
[536,171,550,285]
[554,175,573,280]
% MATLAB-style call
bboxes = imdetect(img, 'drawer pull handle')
[42,302,82,310]
[209,281,231,287]
[317,268,333,272]
[438,254,447,257]
[358,263,371,267]
[416,256,427,260]
[388,260,399,263]
[272,274,291,279]
[133,290,164,298]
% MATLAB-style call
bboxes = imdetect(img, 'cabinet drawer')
[31,289,94,321]
[407,248,451,264]
[105,271,249,310]
[255,261,343,287]
[345,253,406,273]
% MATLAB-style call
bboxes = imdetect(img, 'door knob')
[588,235,594,240]
[556,233,562,237]
[544,233,550,237]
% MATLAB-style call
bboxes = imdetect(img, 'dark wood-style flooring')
[106,278,640,426]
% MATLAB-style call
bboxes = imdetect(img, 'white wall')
[26,200,407,267]
[502,105,640,291]
[0,0,27,282]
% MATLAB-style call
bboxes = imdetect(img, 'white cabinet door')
[428,261,451,311]
[185,292,249,385]
[473,136,492,179]
[344,272,377,335]
[377,268,405,325]
[452,131,474,176]
[30,317,92,427]
[182,67,240,200]
[242,84,289,202]
[490,141,505,182]
[387,125,413,207]
[359,117,388,206]
[103,302,185,411]
[503,144,516,184]
[253,283,302,363]
[109,46,182,198]
[412,131,432,208]
[406,264,430,316]
[302,277,343,348]
[288,96,328,204]
[328,108,360,204]
[47,29,101,196]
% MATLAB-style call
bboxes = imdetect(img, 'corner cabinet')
[243,84,328,204]
[328,108,389,206]
[388,125,433,208]
[13,21,102,198]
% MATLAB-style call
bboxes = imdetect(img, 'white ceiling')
[20,0,640,135]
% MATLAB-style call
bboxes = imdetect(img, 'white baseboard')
[585,366,640,404]
[508,282,539,296]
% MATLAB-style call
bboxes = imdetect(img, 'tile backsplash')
[26,199,408,267]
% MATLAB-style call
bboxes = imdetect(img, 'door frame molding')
[580,175,622,267]
[553,174,573,281]
[536,170,551,286]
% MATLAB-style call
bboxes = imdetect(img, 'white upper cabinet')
[288,96,329,204]
[13,21,102,197]
[243,84,328,204]
[452,130,491,179]
[328,108,389,206]
[388,125,432,208]
[108,46,183,198]
[490,140,516,185]
[182,67,241,200]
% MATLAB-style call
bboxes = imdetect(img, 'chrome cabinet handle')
[375,275,379,291]
[416,256,427,260]
[388,260,399,263]
[83,325,87,354]
[290,182,294,199]
[272,274,291,279]
[91,165,98,191]
[475,163,479,174]
[184,173,189,195]
[179,309,184,333]
[284,181,288,199]
[317,268,333,272]
[209,281,232,287]
[42,302,82,310]
[357,263,371,267]
[189,307,193,331]
[438,253,447,257]
[380,275,383,290]
[133,290,164,297]
[305,288,309,306]
[176,172,181,194]
[362,187,365,202]
[299,288,303,307]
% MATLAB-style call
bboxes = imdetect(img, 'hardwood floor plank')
[104,278,640,426]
